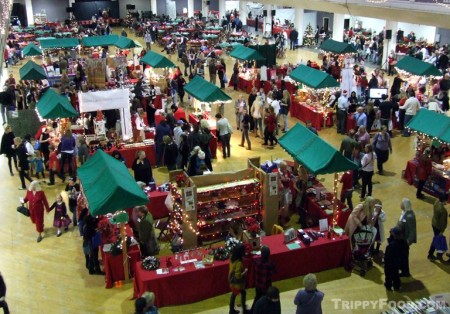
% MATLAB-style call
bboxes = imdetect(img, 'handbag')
[17,205,30,217]
[432,234,448,253]
[229,270,243,285]
[223,73,228,83]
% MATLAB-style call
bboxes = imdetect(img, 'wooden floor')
[1,29,449,314]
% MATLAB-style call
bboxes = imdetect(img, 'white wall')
[303,11,316,33]
[344,14,385,34]
[398,22,436,43]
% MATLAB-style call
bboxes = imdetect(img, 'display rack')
[380,296,450,314]
[196,178,261,245]
[34,13,47,25]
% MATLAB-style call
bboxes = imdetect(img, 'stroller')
[350,225,377,276]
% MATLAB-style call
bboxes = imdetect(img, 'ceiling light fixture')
[365,0,388,3]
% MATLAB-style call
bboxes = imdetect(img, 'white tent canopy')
[78,89,132,140]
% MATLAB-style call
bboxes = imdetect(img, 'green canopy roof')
[22,43,42,57]
[114,36,141,49]
[39,38,79,49]
[230,45,265,61]
[36,89,79,119]
[184,76,232,103]
[19,60,47,80]
[77,150,149,216]
[289,64,340,89]
[279,123,358,175]
[407,108,450,143]
[141,50,176,68]
[395,55,442,77]
[320,39,357,54]
[81,35,119,47]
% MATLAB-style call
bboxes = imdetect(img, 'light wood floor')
[0,29,449,314]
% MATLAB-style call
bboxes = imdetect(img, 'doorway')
[323,17,329,32]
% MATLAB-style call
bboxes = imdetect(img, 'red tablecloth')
[229,75,255,94]
[133,233,351,307]
[290,100,333,131]
[103,244,141,288]
[404,160,450,202]
[273,26,291,38]
[146,190,170,219]
[106,145,156,168]
[188,114,218,159]
[305,183,351,229]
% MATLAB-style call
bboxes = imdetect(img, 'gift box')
[243,230,261,251]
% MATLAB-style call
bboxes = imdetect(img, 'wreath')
[225,237,241,253]
[141,256,161,271]
[212,247,230,261]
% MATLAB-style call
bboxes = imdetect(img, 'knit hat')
[343,90,348,95]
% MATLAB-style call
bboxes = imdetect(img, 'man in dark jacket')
[83,213,102,275]
[289,28,299,51]
[137,206,159,257]
[384,226,408,291]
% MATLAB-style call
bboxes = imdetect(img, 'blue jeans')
[341,190,354,210]
[280,113,288,131]
[220,133,231,157]
[403,114,414,136]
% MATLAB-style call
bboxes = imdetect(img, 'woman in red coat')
[23,181,50,242]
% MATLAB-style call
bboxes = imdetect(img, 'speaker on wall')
[271,10,276,16]
[206,0,210,5]
[385,29,392,40]
[263,10,267,17]
[66,7,73,13]
[126,4,135,10]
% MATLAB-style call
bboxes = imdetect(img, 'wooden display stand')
[86,58,106,89]
[168,159,280,250]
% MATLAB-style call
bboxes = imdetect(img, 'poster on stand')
[184,187,195,211]
[269,173,279,196]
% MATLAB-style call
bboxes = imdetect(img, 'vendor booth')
[183,76,232,158]
[404,109,450,201]
[279,123,358,228]
[77,150,149,288]
[22,43,43,57]
[36,89,79,120]
[81,35,119,47]
[319,39,358,55]
[289,65,340,131]
[19,60,47,80]
[114,36,141,49]
[229,45,265,94]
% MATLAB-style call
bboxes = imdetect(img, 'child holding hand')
[49,194,72,236]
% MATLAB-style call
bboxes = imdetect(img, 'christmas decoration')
[141,256,161,271]
[303,23,315,47]
[212,247,230,261]
[97,218,114,243]
[244,217,261,236]
[110,235,132,256]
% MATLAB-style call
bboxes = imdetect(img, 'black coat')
[0,273,6,298]
[164,142,178,166]
[132,157,153,185]
[0,132,15,157]
[384,236,409,268]
[16,143,29,170]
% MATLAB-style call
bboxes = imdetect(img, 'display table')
[188,114,218,159]
[228,75,255,94]
[103,244,141,288]
[103,145,156,168]
[133,233,351,307]
[346,114,399,133]
[404,160,450,201]
[145,190,170,219]
[290,100,333,131]
[305,182,351,229]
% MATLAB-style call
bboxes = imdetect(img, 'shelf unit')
[196,178,261,244]
[34,13,47,25]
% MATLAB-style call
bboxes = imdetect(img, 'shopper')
[136,206,159,257]
[22,181,50,242]
[294,273,324,314]
[340,170,354,210]
[163,135,178,171]
[82,211,102,275]
[384,226,408,291]
[0,271,8,314]
[49,194,72,236]
[235,95,247,130]
[14,137,32,190]
[0,124,18,176]
[337,90,349,134]
[141,291,158,314]
[345,197,375,241]
[416,147,432,199]
[399,90,420,136]
[251,246,276,311]
[397,198,416,277]
[428,194,448,261]
[60,129,76,178]
[339,130,357,159]
[253,286,281,314]
[239,108,251,150]
[262,107,277,147]
[371,200,386,254]
[372,125,392,175]
[228,243,248,314]
[65,177,80,227]
[360,144,376,199]
[215,113,232,159]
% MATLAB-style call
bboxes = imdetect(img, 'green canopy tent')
[279,123,358,226]
[81,35,119,47]
[22,43,43,57]
[184,76,232,102]
[230,45,266,61]
[78,149,149,281]
[320,39,357,54]
[406,108,450,143]
[36,89,79,119]
[114,36,141,49]
[395,56,442,77]
[38,38,80,49]
[289,64,340,89]
[19,60,47,80]
[141,50,176,68]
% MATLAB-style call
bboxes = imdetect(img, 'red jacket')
[417,156,432,181]
[24,190,50,216]
[265,113,276,133]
